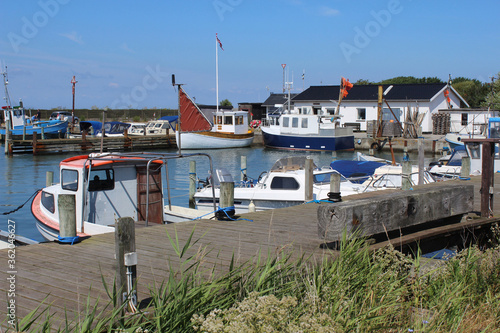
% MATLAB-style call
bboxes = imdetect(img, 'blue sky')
[1,0,499,110]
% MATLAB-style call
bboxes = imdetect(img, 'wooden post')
[58,194,76,238]
[41,126,45,140]
[22,126,26,140]
[481,141,494,217]
[418,138,424,185]
[46,171,54,187]
[402,159,412,190]
[5,120,11,155]
[189,160,196,209]
[218,182,235,220]
[461,156,471,178]
[305,158,314,202]
[240,155,247,182]
[328,173,342,202]
[32,132,37,155]
[331,151,337,160]
[115,217,137,310]
[369,148,374,156]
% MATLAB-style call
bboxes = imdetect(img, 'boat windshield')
[270,156,318,172]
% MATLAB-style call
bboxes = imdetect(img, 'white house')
[289,84,469,133]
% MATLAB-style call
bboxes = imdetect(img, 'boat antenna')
[71,76,78,133]
[2,66,12,109]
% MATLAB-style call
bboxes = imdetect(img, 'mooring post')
[4,120,10,155]
[189,160,196,209]
[481,141,495,217]
[58,194,76,239]
[418,138,425,185]
[461,156,471,178]
[240,155,247,183]
[46,171,54,187]
[32,132,37,155]
[328,172,342,202]
[22,126,26,140]
[41,126,45,140]
[115,217,137,312]
[305,157,314,202]
[402,159,412,190]
[218,182,235,220]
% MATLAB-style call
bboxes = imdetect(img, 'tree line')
[354,73,499,109]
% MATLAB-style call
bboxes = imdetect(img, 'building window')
[382,108,401,121]
[292,118,299,128]
[461,113,468,126]
[326,108,335,115]
[357,108,366,120]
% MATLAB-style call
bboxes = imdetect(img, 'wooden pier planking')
[2,174,500,326]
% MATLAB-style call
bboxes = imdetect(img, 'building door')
[137,164,163,224]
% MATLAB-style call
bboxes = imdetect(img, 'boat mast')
[2,67,13,129]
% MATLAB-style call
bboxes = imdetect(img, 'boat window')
[216,116,222,125]
[161,123,170,129]
[467,143,481,159]
[270,176,300,190]
[282,117,289,127]
[41,191,55,214]
[235,116,244,125]
[292,118,299,128]
[155,123,162,128]
[301,118,308,128]
[61,169,78,191]
[313,173,345,184]
[224,116,233,125]
[88,169,114,191]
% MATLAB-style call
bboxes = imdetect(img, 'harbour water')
[0,144,434,242]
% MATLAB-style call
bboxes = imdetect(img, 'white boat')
[174,84,254,149]
[192,156,373,215]
[427,146,468,179]
[127,122,147,135]
[361,164,435,190]
[31,152,217,241]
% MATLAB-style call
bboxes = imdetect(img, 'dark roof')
[262,93,298,106]
[293,84,448,102]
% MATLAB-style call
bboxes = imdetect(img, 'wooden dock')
[6,134,175,155]
[1,175,500,328]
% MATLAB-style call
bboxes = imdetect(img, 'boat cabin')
[213,110,250,135]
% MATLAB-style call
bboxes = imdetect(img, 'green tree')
[220,99,232,107]
[354,79,373,85]
[481,72,500,109]
[452,78,489,108]
[379,76,443,85]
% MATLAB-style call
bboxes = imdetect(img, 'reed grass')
[8,224,500,332]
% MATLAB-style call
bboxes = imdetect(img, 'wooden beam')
[317,184,474,242]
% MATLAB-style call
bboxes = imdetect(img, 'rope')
[1,189,41,215]
[459,176,471,180]
[216,206,253,222]
[57,235,80,245]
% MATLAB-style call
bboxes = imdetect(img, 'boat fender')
[248,200,256,213]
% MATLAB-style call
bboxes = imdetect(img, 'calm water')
[0,144,431,242]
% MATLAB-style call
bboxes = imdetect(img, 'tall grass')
[8,225,500,332]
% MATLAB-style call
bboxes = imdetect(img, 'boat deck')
[1,175,500,328]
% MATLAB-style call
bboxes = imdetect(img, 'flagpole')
[216,34,219,112]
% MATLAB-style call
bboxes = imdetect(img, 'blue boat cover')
[330,160,385,181]
[160,115,179,125]
[422,249,456,260]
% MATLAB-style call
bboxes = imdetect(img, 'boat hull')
[261,130,354,151]
[0,120,68,140]
[177,131,254,149]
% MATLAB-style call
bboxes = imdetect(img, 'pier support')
[241,155,247,182]
[402,159,412,190]
[46,171,54,187]
[461,156,471,178]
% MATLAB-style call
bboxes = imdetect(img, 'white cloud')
[120,43,134,53]
[59,31,84,44]
[320,6,340,17]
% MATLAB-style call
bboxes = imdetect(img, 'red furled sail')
[179,87,212,132]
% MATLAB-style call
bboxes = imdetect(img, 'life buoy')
[370,142,380,150]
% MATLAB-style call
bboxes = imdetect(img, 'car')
[49,111,79,124]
